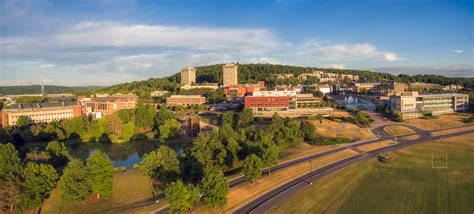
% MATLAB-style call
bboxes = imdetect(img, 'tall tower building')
[223,64,238,87]
[180,67,196,85]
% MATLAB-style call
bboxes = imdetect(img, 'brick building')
[80,94,138,116]
[1,101,82,127]
[166,95,206,106]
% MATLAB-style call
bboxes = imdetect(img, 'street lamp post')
[308,160,312,173]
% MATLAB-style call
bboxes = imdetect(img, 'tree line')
[0,104,184,145]
[0,142,113,212]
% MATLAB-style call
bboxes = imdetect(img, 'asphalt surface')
[234,127,474,214]
[155,123,474,214]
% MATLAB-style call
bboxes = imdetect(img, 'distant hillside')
[0,85,105,96]
[77,63,474,98]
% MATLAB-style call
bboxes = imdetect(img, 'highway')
[155,123,474,214]
[234,127,474,214]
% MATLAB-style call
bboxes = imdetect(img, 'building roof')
[7,101,79,110]
[420,93,468,98]
[168,95,204,98]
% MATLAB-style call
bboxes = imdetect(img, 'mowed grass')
[272,133,474,214]
[404,113,471,131]
[42,169,164,214]
[383,125,416,136]
[311,119,376,141]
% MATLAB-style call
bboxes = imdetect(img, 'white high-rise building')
[181,67,196,85]
[223,64,238,87]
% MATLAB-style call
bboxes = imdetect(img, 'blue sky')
[1,0,473,86]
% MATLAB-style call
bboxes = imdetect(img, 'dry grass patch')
[354,140,397,152]
[311,119,376,141]
[429,125,474,136]
[383,125,416,136]
[404,114,470,131]
[279,142,339,162]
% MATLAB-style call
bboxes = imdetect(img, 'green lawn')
[41,168,165,214]
[272,134,474,214]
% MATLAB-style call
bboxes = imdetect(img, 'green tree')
[165,180,200,214]
[199,166,229,207]
[61,117,85,138]
[300,120,317,140]
[243,154,263,182]
[135,104,155,131]
[0,144,22,212]
[46,141,70,165]
[61,159,91,203]
[20,163,58,210]
[138,146,180,185]
[155,107,173,127]
[220,112,234,126]
[261,143,279,173]
[117,109,131,124]
[16,116,30,128]
[190,131,227,169]
[237,109,254,127]
[86,151,113,199]
[393,110,404,122]
[121,121,135,140]
[158,119,181,142]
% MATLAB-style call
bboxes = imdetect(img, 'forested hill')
[0,85,104,96]
[77,63,474,97]
[195,64,474,87]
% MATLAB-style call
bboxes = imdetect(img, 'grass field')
[272,133,474,214]
[404,113,471,131]
[311,119,376,141]
[383,125,416,136]
[42,169,165,214]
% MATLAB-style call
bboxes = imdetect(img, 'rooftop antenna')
[41,81,46,96]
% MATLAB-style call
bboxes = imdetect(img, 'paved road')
[155,124,473,214]
[234,128,474,214]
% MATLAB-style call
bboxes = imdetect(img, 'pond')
[67,140,161,169]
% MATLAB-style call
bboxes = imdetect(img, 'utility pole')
[41,81,46,96]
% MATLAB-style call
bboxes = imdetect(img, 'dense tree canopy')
[20,163,58,210]
[138,146,181,185]
[61,159,91,203]
[165,180,200,214]
[199,166,229,207]
[243,154,263,182]
[86,151,113,199]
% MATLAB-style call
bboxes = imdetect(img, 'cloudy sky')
[1,0,473,86]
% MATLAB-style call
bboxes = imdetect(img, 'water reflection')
[67,140,160,169]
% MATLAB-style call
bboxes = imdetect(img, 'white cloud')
[298,40,399,62]
[1,21,279,55]
[451,49,463,54]
[40,64,57,68]
[325,64,346,69]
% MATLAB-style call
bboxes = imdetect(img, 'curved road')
[155,123,473,214]
[234,126,474,214]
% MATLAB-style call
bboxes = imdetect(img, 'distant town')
[1,63,470,128]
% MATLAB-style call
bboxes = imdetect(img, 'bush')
[308,136,351,145]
